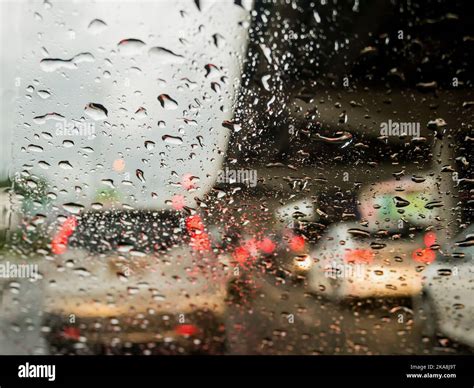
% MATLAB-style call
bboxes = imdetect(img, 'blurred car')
[42,245,229,354]
[301,176,444,300]
[305,222,438,300]
[414,225,474,348]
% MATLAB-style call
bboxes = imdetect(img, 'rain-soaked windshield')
[0,0,473,379]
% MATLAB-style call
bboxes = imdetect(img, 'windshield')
[0,0,472,363]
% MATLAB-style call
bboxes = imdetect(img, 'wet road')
[0,250,472,356]
[225,271,471,355]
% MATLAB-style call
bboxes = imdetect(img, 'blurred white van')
[415,225,474,349]
[6,0,251,217]
[306,177,443,300]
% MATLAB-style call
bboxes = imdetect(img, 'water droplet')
[118,38,146,56]
[136,169,145,183]
[416,81,437,92]
[313,10,321,23]
[91,203,103,210]
[162,135,183,145]
[211,82,221,93]
[88,19,107,34]
[370,242,386,250]
[437,268,452,276]
[427,118,447,129]
[222,120,241,132]
[425,200,443,209]
[314,131,353,145]
[148,46,184,63]
[182,118,197,126]
[58,161,73,170]
[38,161,50,169]
[157,94,178,110]
[204,63,220,78]
[27,144,44,153]
[181,78,197,89]
[259,43,272,64]
[135,107,147,119]
[84,103,108,120]
[212,33,225,48]
[72,52,95,64]
[127,286,140,295]
[73,267,91,277]
[33,112,65,124]
[393,196,410,208]
[26,179,38,189]
[37,90,51,99]
[261,74,271,91]
[41,131,53,140]
[411,175,426,183]
[62,202,84,214]
[40,52,94,72]
[347,228,370,238]
[101,179,115,188]
[144,140,155,150]
[455,235,474,247]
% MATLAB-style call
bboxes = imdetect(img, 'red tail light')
[344,249,374,264]
[186,215,211,252]
[190,231,212,252]
[61,327,81,341]
[412,247,436,264]
[185,214,205,232]
[52,216,77,255]
[175,324,198,336]
[423,231,437,248]
[288,235,305,252]
[412,231,437,264]
[233,246,250,265]
[257,237,276,254]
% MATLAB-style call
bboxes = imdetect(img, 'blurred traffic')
[0,0,473,355]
